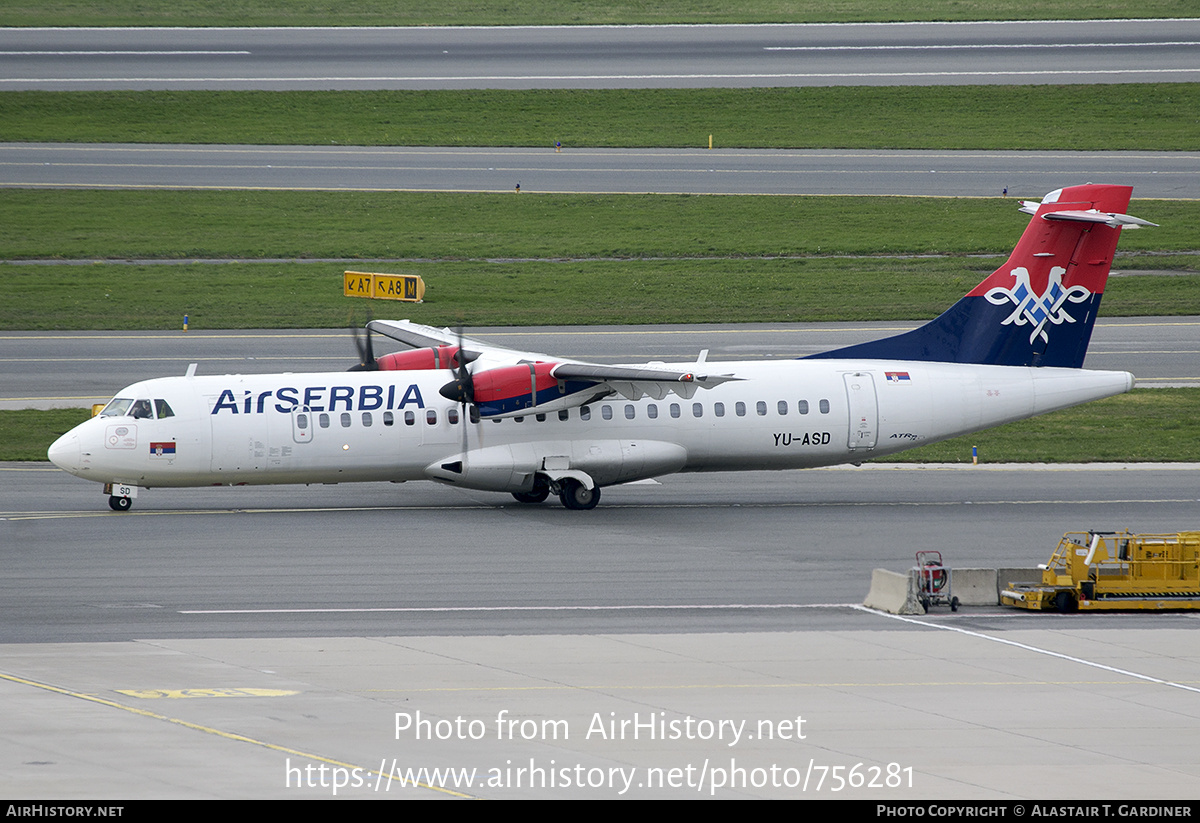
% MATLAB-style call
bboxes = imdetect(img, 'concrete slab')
[3,622,1199,799]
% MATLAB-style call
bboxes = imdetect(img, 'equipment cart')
[915,550,959,612]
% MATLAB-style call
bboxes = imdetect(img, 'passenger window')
[756,401,767,416]
[514,416,525,423]
[154,399,175,419]
[404,410,415,426]
[340,412,351,427]
[819,399,830,414]
[362,412,372,427]
[778,400,788,416]
[426,409,437,425]
[735,401,746,417]
[692,403,703,418]
[536,413,546,422]
[602,405,613,420]
[558,410,570,421]
[580,406,591,421]
[319,413,330,428]
[670,403,681,419]
[470,407,480,423]
[383,411,394,426]
[647,404,658,419]
[714,402,724,417]
[798,400,809,415]
[296,414,308,430]
[625,405,635,419]
[448,408,459,424]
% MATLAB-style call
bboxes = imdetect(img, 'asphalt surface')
[4,144,1198,199]
[3,20,1199,89]
[6,459,1200,644]
[6,459,1200,798]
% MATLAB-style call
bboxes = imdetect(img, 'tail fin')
[807,184,1154,368]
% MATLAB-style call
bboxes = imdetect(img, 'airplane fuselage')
[49,359,1133,494]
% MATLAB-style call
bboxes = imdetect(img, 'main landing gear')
[510,476,600,510]
[558,478,600,510]
[108,495,132,511]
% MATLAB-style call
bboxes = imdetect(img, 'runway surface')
[8,459,1200,643]
[3,318,1198,411]
[4,20,1199,89]
[4,459,1200,797]
[5,144,1198,199]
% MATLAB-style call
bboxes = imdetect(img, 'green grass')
[3,191,1196,329]
[11,390,1200,463]
[1,409,92,462]
[4,191,1197,261]
[880,389,1200,463]
[4,256,1199,330]
[5,86,1199,150]
[0,0,1192,27]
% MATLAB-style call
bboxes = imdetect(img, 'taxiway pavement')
[4,20,1198,90]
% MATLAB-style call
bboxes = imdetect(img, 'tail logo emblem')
[984,266,1092,344]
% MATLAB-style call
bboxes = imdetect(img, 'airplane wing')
[368,319,739,415]
[368,318,535,363]
[550,363,738,400]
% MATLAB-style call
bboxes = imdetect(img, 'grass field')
[11,191,1199,261]
[2,190,1012,259]
[5,256,1200,330]
[3,191,1196,329]
[5,85,1199,150]
[0,0,1192,27]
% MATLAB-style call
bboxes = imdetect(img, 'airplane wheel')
[512,486,550,504]
[559,480,600,510]
[108,495,132,512]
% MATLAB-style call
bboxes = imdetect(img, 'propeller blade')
[348,315,379,371]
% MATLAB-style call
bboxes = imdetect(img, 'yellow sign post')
[343,271,425,303]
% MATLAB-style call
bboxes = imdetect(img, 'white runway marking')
[860,605,1200,695]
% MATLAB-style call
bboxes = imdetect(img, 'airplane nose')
[48,431,80,473]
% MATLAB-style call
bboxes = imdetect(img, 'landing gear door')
[844,372,878,451]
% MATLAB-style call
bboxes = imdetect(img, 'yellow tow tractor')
[1002,531,1200,612]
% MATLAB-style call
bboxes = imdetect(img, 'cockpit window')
[99,398,133,417]
[154,399,175,419]
[129,399,154,419]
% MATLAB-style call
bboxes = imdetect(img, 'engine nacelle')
[376,345,463,371]
[469,363,604,418]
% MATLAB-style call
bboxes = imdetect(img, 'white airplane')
[49,184,1154,511]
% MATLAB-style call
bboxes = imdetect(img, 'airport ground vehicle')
[1002,531,1200,612]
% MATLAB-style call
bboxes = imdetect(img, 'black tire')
[950,596,960,613]
[512,476,550,504]
[559,479,600,510]
[512,488,550,504]
[108,495,131,512]
[1054,590,1075,614]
